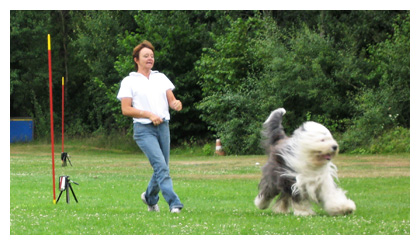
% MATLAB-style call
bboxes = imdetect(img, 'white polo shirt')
[117,71,175,124]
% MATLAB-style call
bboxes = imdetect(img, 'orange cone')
[215,139,225,156]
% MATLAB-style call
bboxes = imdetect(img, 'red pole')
[62,77,64,154]
[48,34,56,204]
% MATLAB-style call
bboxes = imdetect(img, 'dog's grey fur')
[254,108,356,216]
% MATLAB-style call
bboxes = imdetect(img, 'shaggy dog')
[254,108,356,216]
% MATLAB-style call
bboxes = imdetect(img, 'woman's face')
[135,47,154,70]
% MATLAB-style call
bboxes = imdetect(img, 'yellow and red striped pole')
[48,34,56,204]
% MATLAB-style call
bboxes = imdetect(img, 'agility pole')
[48,34,56,204]
[60,76,72,167]
[62,77,64,154]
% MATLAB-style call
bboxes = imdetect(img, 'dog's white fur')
[255,108,356,216]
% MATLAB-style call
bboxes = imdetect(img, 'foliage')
[341,13,410,153]
[29,90,50,138]
[196,15,267,154]
[201,142,214,156]
[196,15,367,154]
[259,23,363,130]
[368,127,410,154]
[196,16,264,97]
[195,12,409,154]
[365,13,410,128]
[10,11,54,138]
[70,11,137,134]
[10,10,410,154]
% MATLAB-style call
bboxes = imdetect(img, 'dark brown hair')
[132,40,155,70]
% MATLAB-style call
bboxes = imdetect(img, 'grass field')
[9,142,410,235]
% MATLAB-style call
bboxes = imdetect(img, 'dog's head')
[293,121,339,166]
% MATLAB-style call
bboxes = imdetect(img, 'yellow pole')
[48,34,51,50]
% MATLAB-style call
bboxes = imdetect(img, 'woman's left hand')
[171,100,182,111]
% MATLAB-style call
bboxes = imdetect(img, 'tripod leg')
[66,184,70,204]
[69,184,78,203]
[56,191,63,203]
[61,152,67,167]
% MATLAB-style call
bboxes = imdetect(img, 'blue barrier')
[10,118,34,143]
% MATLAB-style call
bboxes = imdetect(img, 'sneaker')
[141,192,160,212]
[171,208,181,213]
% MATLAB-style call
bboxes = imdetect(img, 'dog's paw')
[342,199,356,214]
[326,200,356,216]
[254,195,271,210]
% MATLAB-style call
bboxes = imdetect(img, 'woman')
[117,40,183,213]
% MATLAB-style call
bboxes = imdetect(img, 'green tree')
[196,14,364,154]
[71,10,137,135]
[10,10,409,154]
[10,11,59,138]
[195,15,267,154]
[341,13,410,152]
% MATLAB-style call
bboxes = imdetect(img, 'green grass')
[10,142,410,235]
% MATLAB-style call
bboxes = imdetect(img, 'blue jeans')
[133,121,183,211]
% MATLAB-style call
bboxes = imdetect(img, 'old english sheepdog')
[254,108,356,216]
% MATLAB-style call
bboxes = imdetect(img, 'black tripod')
[61,152,72,167]
[56,176,79,204]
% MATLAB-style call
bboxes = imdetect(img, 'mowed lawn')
[10,143,410,235]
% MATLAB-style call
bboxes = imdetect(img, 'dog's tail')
[262,108,287,148]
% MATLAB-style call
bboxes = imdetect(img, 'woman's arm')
[121,97,163,125]
[166,90,182,111]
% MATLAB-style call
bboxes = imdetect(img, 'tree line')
[10,10,410,154]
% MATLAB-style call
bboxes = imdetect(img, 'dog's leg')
[291,199,315,216]
[319,181,356,215]
[322,192,356,216]
[254,193,274,210]
[272,194,291,214]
